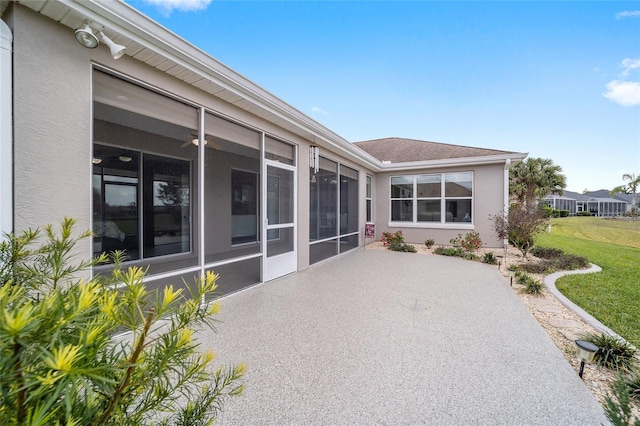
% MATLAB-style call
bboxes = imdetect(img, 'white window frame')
[366,175,373,223]
[389,172,474,229]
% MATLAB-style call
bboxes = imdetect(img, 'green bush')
[576,211,593,216]
[434,246,464,257]
[579,332,637,370]
[605,374,640,426]
[521,246,590,274]
[388,241,417,253]
[0,218,245,425]
[515,271,543,294]
[482,252,498,265]
[449,231,483,253]
[381,231,404,247]
[424,238,435,249]
[558,209,570,217]
[624,368,640,402]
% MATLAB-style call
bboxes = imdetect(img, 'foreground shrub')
[0,218,244,425]
[515,271,543,294]
[579,332,637,370]
[605,374,640,426]
[624,368,640,402]
[424,238,435,249]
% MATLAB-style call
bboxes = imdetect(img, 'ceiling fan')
[180,133,223,150]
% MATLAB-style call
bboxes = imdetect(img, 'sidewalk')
[199,249,608,425]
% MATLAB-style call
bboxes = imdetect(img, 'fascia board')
[379,152,528,172]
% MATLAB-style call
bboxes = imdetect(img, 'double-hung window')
[390,172,473,224]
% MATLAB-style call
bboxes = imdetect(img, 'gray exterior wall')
[372,163,506,248]
[6,4,376,274]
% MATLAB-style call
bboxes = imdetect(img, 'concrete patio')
[199,248,607,425]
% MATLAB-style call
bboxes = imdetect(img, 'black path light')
[574,339,599,379]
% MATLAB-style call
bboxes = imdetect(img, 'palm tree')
[611,173,640,212]
[510,157,567,207]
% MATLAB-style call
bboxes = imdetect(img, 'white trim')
[0,19,12,237]
[388,222,475,230]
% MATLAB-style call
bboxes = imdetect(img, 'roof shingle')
[353,137,518,163]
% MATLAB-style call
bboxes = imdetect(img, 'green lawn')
[535,217,640,346]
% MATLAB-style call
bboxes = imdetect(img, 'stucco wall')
[372,162,506,248]
[10,6,94,264]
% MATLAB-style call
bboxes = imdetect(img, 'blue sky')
[126,0,640,193]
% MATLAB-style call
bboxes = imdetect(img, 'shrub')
[579,332,638,370]
[424,238,435,249]
[520,247,590,274]
[490,205,548,258]
[605,374,640,426]
[449,231,483,253]
[576,211,593,216]
[434,246,464,257]
[558,209,570,217]
[388,241,417,253]
[624,368,640,402]
[530,246,564,259]
[381,231,404,247]
[482,252,498,265]
[515,271,543,294]
[0,218,245,425]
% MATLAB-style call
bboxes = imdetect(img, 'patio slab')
[198,249,607,425]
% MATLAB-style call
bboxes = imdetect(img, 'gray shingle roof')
[353,137,517,163]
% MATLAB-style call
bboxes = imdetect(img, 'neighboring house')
[0,1,526,297]
[543,190,631,217]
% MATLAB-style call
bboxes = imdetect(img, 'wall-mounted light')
[92,157,102,164]
[309,145,319,174]
[119,156,132,162]
[97,31,126,60]
[75,22,99,49]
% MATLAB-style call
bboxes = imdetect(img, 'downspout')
[0,19,12,238]
[503,159,511,249]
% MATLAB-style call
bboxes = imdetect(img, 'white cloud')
[615,10,640,19]
[311,106,329,116]
[621,58,640,77]
[603,58,640,106]
[142,0,211,16]
[603,80,640,106]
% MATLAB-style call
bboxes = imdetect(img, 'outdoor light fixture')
[92,157,102,164]
[119,156,132,162]
[75,22,99,49]
[309,145,319,173]
[574,339,598,378]
[97,31,126,60]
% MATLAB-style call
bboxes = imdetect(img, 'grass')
[535,217,640,346]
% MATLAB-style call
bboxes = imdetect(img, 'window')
[390,172,473,224]
[92,71,198,272]
[366,175,372,222]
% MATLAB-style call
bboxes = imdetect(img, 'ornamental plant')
[449,231,483,253]
[0,218,244,425]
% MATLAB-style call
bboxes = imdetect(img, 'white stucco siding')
[11,7,93,240]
